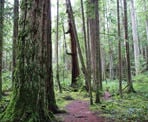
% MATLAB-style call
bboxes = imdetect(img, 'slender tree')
[123,0,135,93]
[12,0,19,85]
[130,0,140,75]
[1,0,57,121]
[117,0,122,97]
[56,0,62,93]
[81,0,93,104]
[144,0,148,42]
[0,0,4,100]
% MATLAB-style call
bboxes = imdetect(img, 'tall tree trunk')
[144,0,148,65]
[144,0,148,42]
[88,0,96,86]
[95,0,101,103]
[106,0,114,80]
[123,0,135,93]
[46,0,58,113]
[1,0,57,121]
[12,0,19,85]
[117,0,122,98]
[130,0,140,75]
[0,0,4,100]
[65,12,80,86]
[88,0,102,90]
[81,0,93,104]
[80,0,89,91]
[56,0,62,93]
[66,0,87,87]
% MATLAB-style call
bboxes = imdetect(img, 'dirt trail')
[64,100,105,122]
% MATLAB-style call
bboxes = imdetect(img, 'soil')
[56,100,106,122]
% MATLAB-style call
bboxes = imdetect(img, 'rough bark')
[94,0,101,103]
[88,0,96,85]
[0,0,4,100]
[1,0,56,121]
[88,0,102,90]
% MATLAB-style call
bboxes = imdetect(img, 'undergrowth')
[91,73,148,122]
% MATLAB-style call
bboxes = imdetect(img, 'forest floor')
[55,100,110,122]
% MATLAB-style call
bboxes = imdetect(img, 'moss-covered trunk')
[0,0,57,121]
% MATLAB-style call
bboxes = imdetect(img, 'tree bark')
[94,0,101,103]
[1,0,57,121]
[12,0,19,85]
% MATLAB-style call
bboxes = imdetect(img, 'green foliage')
[91,80,148,121]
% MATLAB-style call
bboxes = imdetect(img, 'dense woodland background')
[0,0,148,122]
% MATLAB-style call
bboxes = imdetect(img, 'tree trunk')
[1,0,57,121]
[117,0,122,98]
[66,0,85,87]
[144,0,148,65]
[94,0,101,103]
[0,0,4,100]
[56,0,62,93]
[81,0,93,104]
[106,0,114,80]
[123,0,135,93]
[12,0,19,86]
[88,0,96,86]
[130,0,140,75]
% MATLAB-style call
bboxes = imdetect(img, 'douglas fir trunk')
[1,0,57,121]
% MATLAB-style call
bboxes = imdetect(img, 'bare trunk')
[123,0,135,93]
[0,0,4,99]
[117,0,122,97]
[12,0,19,86]
[94,0,101,103]
[56,0,62,93]
[65,0,80,86]
[130,0,140,75]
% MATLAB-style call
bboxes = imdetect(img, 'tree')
[130,0,140,75]
[81,0,93,104]
[87,0,97,85]
[56,0,62,93]
[1,0,57,121]
[12,0,19,84]
[117,0,122,97]
[0,0,4,100]
[65,0,80,87]
[94,0,101,103]
[123,0,135,93]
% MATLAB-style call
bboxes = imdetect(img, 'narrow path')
[64,100,105,122]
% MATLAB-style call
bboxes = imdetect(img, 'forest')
[0,0,148,122]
